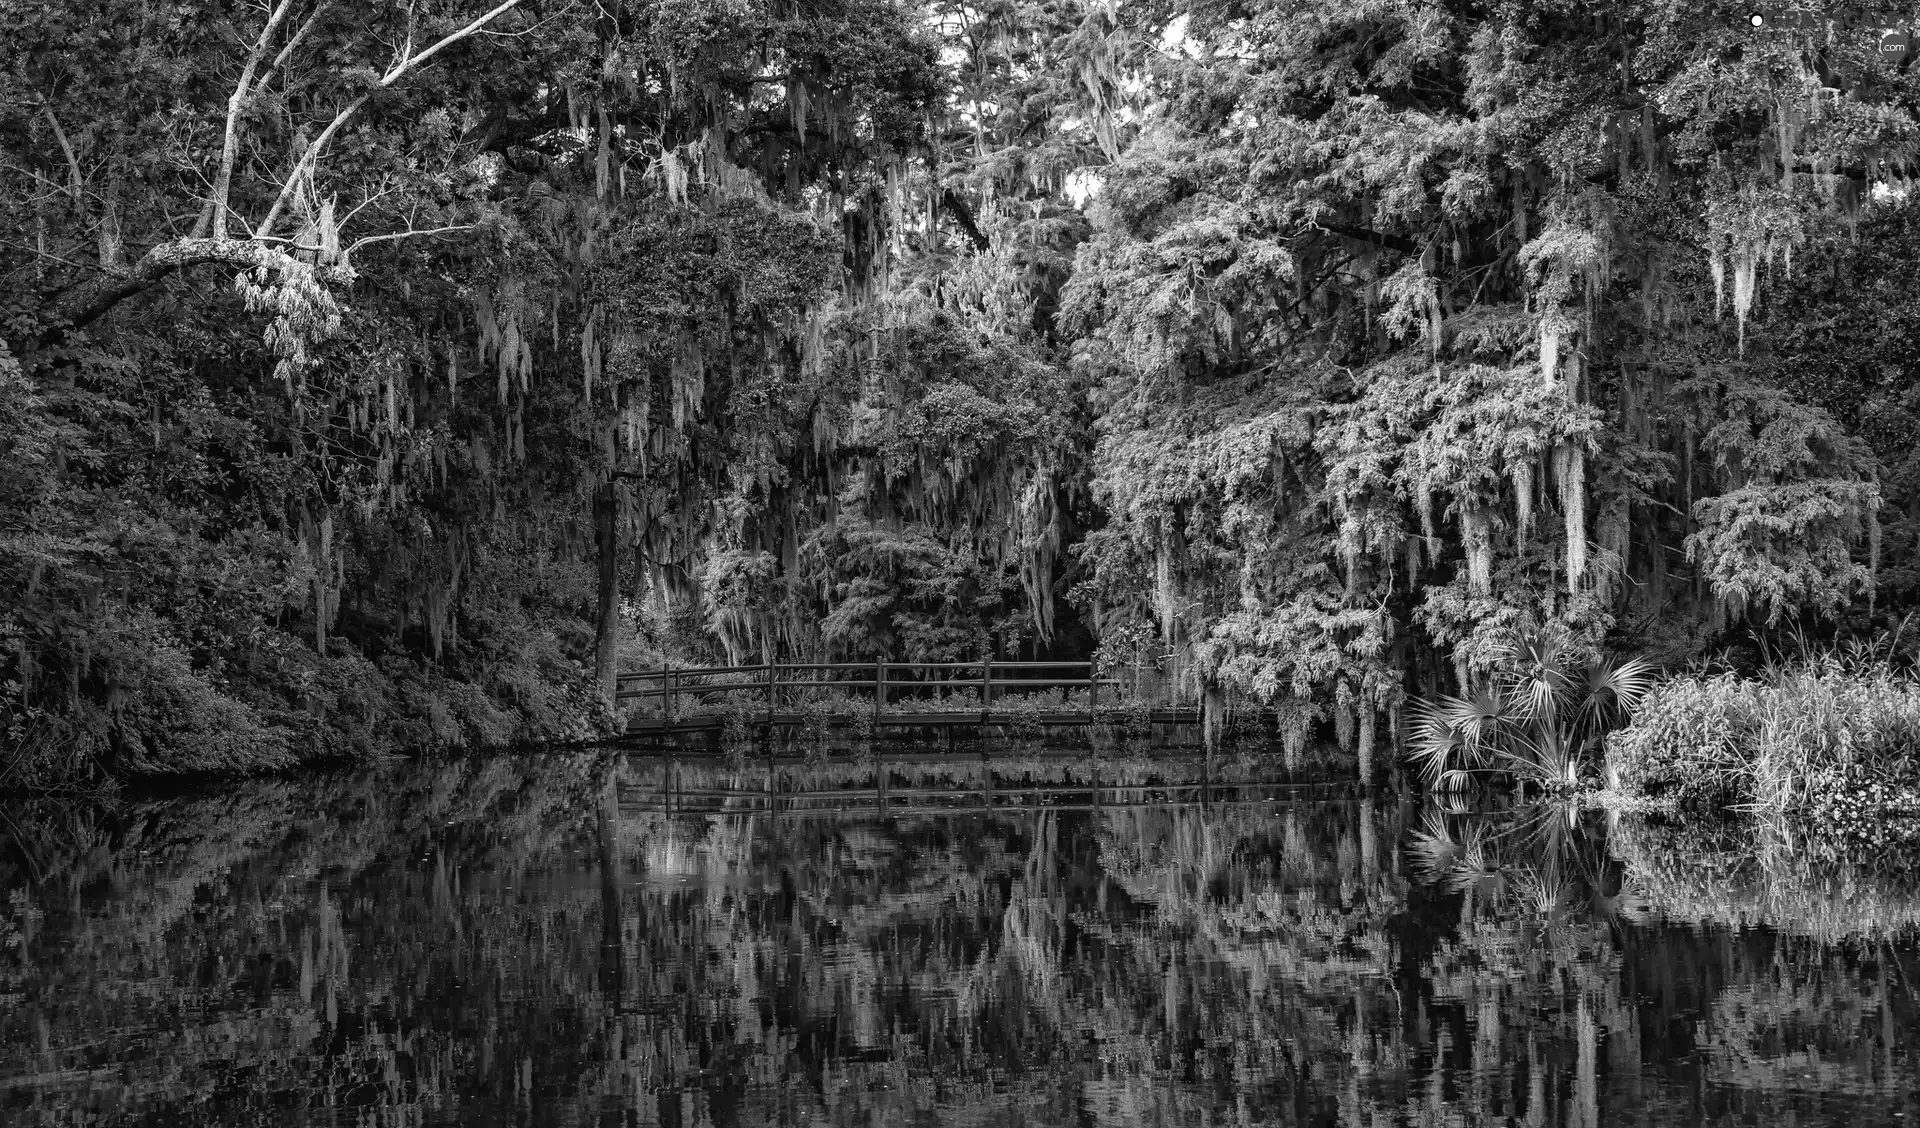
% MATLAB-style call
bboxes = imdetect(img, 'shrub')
[105,631,296,775]
[1607,657,1920,816]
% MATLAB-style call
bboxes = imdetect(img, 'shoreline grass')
[1605,656,1920,824]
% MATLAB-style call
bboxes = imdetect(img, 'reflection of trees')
[1608,813,1920,1110]
[2,756,612,1123]
[1398,803,1919,1127]
[4,762,1918,1125]
[1610,816,1920,943]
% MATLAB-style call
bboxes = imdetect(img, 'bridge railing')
[615,659,1135,722]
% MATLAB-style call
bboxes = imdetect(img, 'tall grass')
[1606,653,1920,820]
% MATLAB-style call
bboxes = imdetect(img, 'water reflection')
[3,754,1917,1125]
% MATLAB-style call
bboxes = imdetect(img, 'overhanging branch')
[1314,223,1420,256]
[37,239,286,341]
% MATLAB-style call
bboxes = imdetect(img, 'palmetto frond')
[1569,653,1657,749]
[1504,624,1572,673]
[1411,628,1656,791]
[1407,809,1464,879]
[1441,687,1511,752]
[1406,696,1465,785]
[1499,625,1578,728]
[1581,653,1656,719]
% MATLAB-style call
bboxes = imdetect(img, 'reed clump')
[1607,654,1920,824]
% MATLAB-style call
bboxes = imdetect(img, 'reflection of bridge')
[615,774,1366,816]
[617,659,1205,736]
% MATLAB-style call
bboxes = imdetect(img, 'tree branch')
[382,0,525,81]
[939,188,990,251]
[257,0,526,239]
[30,1,519,344]
[41,107,86,209]
[346,224,471,254]
[1314,222,1420,256]
[37,238,287,340]
[213,0,303,239]
[270,1,333,73]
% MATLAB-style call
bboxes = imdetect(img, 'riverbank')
[3,614,616,794]
[1605,659,1920,824]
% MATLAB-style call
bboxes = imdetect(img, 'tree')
[1055,0,1912,755]
[19,0,530,347]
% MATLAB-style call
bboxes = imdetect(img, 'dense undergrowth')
[1606,653,1920,822]
[4,596,615,793]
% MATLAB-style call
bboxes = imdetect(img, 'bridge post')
[875,659,886,721]
[979,656,991,726]
[1088,662,1098,721]
[664,663,674,724]
[764,659,775,737]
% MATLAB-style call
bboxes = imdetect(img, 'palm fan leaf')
[1500,625,1577,728]
[1441,687,1510,756]
[1407,809,1464,879]
[1497,726,1579,787]
[1405,696,1465,785]
[1581,653,1657,721]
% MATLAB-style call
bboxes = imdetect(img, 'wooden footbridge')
[616,659,1199,737]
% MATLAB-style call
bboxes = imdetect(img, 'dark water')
[4,752,1918,1126]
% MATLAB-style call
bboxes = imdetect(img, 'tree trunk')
[593,478,620,708]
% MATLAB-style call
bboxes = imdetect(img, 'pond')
[3,751,1918,1126]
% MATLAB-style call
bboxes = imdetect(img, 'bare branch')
[268,2,333,77]
[41,107,86,206]
[0,237,98,274]
[379,0,526,83]
[213,0,303,239]
[401,0,419,70]
[474,3,576,40]
[0,159,66,197]
[255,91,371,240]
[340,179,399,226]
[257,0,527,239]
[346,224,472,254]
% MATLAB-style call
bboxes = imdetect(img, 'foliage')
[0,0,966,783]
[1053,0,1914,746]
